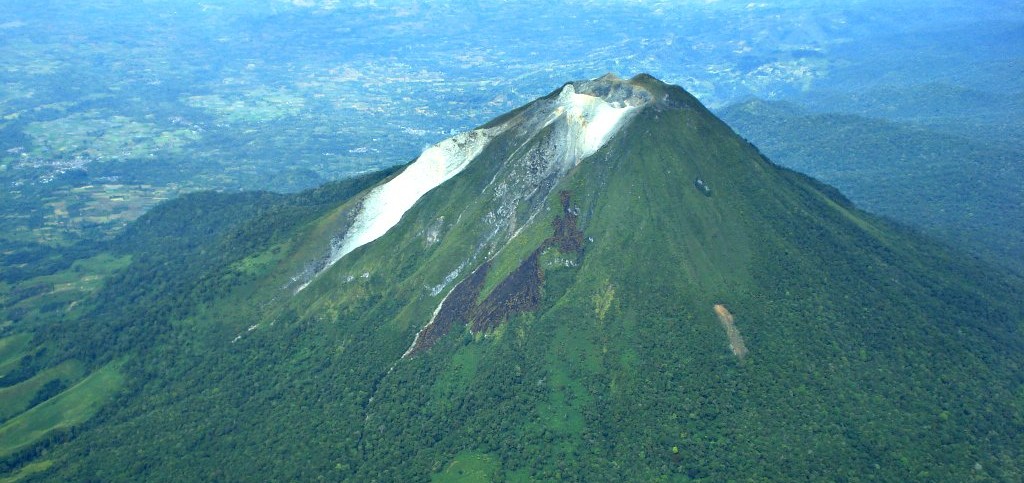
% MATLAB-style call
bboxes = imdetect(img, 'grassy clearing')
[27,253,131,289]
[27,184,184,244]
[24,111,198,160]
[5,253,131,324]
[184,87,305,123]
[0,360,86,422]
[432,451,499,483]
[0,459,53,483]
[0,361,124,457]
[230,248,282,276]
[432,342,482,400]
[0,335,32,380]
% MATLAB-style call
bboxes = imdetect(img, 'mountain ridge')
[2,74,1022,481]
[719,97,1024,274]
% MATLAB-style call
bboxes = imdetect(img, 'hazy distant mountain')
[719,98,1024,274]
[2,75,1022,481]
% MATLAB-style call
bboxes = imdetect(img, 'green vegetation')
[0,336,32,380]
[1,253,130,345]
[0,76,1021,482]
[24,112,200,161]
[185,87,306,123]
[432,452,500,483]
[720,98,1024,274]
[0,360,86,422]
[0,361,123,458]
[0,460,53,483]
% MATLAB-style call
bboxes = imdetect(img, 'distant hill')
[799,82,1024,152]
[2,75,1022,481]
[719,98,1024,274]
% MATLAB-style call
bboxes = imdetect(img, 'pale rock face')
[327,127,504,268]
[400,76,653,356]
[471,76,647,255]
[554,83,640,164]
[296,74,652,293]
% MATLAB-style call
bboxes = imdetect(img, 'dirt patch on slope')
[471,251,543,332]
[550,190,584,254]
[405,191,585,357]
[714,304,747,360]
[405,262,491,357]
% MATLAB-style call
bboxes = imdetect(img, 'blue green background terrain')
[1,0,1020,264]
[0,1,1022,481]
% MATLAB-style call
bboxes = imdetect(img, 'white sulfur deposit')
[297,75,650,293]
[326,126,505,268]
[555,83,638,163]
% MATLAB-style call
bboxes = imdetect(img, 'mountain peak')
[37,72,1024,482]
[290,75,656,290]
[561,73,654,108]
[288,74,718,292]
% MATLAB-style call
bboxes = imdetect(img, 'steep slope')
[719,98,1024,274]
[9,75,1024,481]
[288,74,648,292]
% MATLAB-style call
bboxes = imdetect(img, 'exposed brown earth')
[471,251,543,332]
[405,191,585,356]
[714,304,748,360]
[405,262,491,357]
[550,190,584,254]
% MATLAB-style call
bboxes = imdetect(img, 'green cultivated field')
[0,336,32,380]
[0,362,123,458]
[0,361,86,423]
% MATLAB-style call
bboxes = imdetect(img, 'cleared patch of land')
[0,361,123,457]
[0,334,32,379]
[0,360,86,422]
[432,451,500,483]
[0,459,54,483]
[714,304,747,360]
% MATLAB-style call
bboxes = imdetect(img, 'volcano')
[10,74,1024,481]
